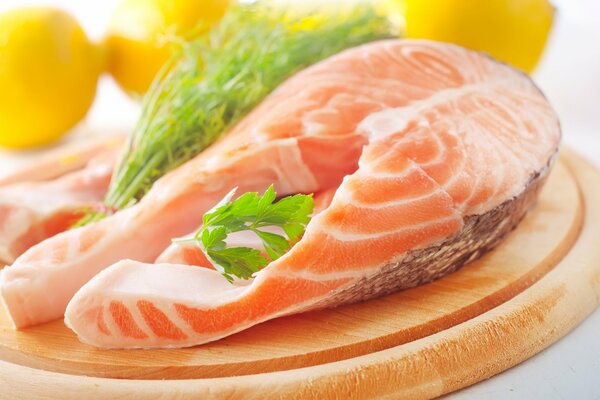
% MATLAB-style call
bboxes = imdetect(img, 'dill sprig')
[86,3,391,224]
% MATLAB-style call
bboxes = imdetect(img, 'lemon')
[403,0,554,72]
[0,7,102,149]
[105,0,230,95]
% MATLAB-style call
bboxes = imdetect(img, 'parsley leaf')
[179,185,314,282]
[206,247,268,282]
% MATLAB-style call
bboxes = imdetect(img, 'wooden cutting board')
[1,149,599,399]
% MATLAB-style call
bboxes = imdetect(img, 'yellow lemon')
[0,7,102,149]
[403,0,554,72]
[105,0,230,95]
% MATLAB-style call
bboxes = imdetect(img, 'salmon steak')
[0,40,560,348]
[0,147,118,265]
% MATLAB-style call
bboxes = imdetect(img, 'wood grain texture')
[0,150,598,399]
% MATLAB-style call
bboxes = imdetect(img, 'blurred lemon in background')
[403,0,554,72]
[105,0,230,95]
[0,7,102,149]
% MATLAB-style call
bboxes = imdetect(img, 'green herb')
[175,185,314,282]
[78,3,390,225]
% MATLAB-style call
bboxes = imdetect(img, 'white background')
[0,1,599,398]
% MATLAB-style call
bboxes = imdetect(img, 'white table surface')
[0,0,599,398]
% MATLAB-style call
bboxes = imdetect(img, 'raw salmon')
[0,148,118,265]
[2,40,559,335]
[0,135,122,186]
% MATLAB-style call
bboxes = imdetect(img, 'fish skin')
[5,40,560,336]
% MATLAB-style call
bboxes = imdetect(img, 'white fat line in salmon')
[269,265,380,282]
[335,185,448,211]
[319,214,461,242]
[359,80,537,141]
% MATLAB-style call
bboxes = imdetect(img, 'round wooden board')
[1,149,599,399]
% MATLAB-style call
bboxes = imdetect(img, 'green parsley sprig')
[175,186,314,282]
